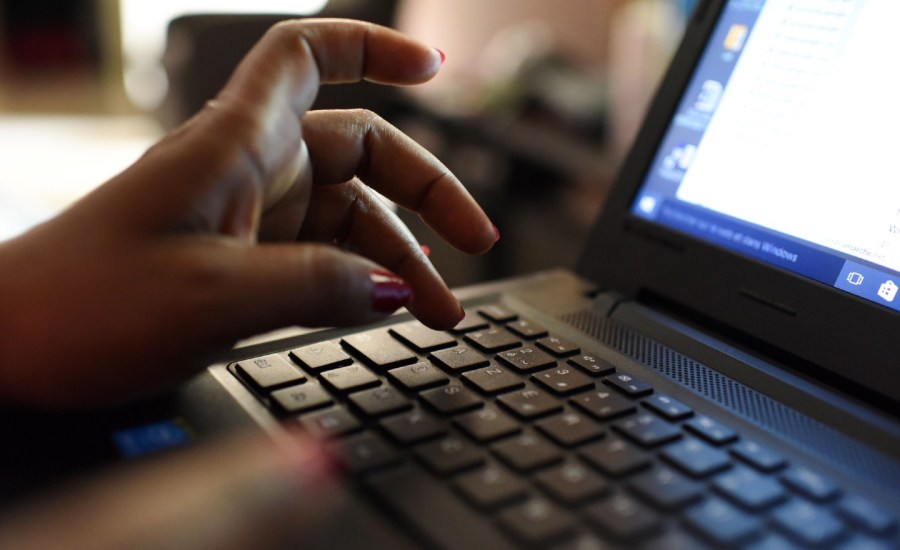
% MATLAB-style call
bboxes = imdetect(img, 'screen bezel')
[579,0,900,404]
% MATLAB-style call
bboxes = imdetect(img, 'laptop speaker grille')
[558,308,900,485]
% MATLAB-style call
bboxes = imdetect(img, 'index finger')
[224,18,443,116]
[302,109,499,255]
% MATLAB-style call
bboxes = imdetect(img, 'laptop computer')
[3,0,899,548]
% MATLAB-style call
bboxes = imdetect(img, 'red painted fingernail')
[436,48,446,65]
[371,270,413,313]
[421,244,431,258]
[493,224,501,242]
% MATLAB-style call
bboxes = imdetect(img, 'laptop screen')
[631,0,900,312]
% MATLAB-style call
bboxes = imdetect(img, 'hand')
[0,19,497,408]
[0,430,342,550]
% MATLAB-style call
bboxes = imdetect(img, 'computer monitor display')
[632,0,900,311]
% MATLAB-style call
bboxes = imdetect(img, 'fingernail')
[493,224,501,242]
[436,48,446,65]
[421,244,431,258]
[371,270,413,313]
[458,305,466,321]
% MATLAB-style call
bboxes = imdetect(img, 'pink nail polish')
[371,270,413,313]
[436,48,446,65]
[421,244,431,258]
[493,224,501,242]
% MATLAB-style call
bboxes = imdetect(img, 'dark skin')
[0,19,498,549]
[0,19,496,409]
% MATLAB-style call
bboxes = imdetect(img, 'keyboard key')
[464,328,521,353]
[334,431,401,474]
[289,342,352,372]
[420,383,483,414]
[713,465,786,512]
[771,499,846,546]
[730,439,787,472]
[269,382,332,414]
[835,535,898,550]
[641,529,713,550]
[389,321,457,352]
[554,533,618,550]
[628,465,704,510]
[781,466,841,502]
[462,364,524,395]
[235,354,305,389]
[532,365,595,395]
[450,310,490,333]
[506,318,548,339]
[498,498,578,547]
[348,385,413,417]
[837,494,898,535]
[571,388,636,420]
[478,304,518,323]
[568,353,616,376]
[454,463,528,509]
[580,437,651,477]
[429,345,490,372]
[535,410,605,447]
[491,430,563,472]
[319,364,380,394]
[684,497,762,546]
[298,406,361,438]
[614,413,682,447]
[415,435,485,476]
[585,493,661,541]
[604,373,653,397]
[497,386,563,419]
[661,438,732,478]
[537,335,581,357]
[534,460,610,504]
[365,465,514,550]
[685,415,738,445]
[496,346,556,372]
[643,393,694,420]
[379,407,448,445]
[453,405,520,442]
[342,330,417,370]
[746,534,801,550]
[387,361,448,391]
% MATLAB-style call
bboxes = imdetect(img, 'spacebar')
[364,464,516,550]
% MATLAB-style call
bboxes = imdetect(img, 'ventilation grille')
[559,308,900,485]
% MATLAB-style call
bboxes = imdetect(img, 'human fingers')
[301,109,498,255]
[224,18,444,116]
[166,239,415,342]
[209,16,444,195]
[0,430,341,550]
[298,179,462,329]
[133,19,445,240]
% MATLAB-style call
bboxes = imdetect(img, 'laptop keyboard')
[229,305,898,549]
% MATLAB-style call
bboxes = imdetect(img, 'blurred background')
[0,0,695,286]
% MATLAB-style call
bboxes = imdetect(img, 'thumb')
[0,429,341,550]
[209,242,413,337]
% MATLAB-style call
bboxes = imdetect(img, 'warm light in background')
[119,0,328,110]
